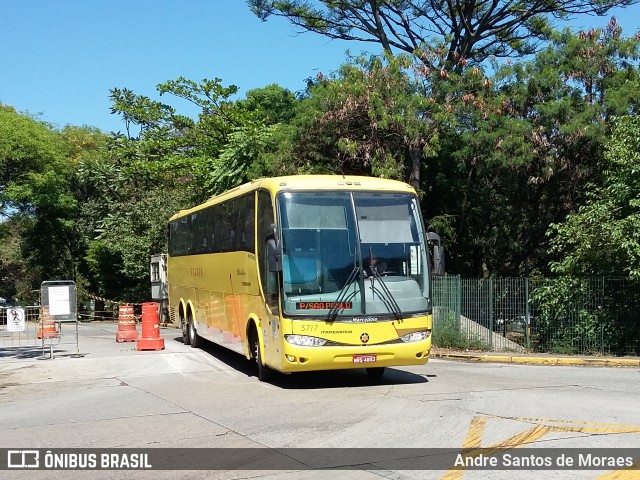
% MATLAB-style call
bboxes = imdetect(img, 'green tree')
[248,0,638,64]
[266,55,443,191]
[207,83,299,193]
[84,187,190,301]
[0,105,65,212]
[84,79,297,301]
[239,83,298,124]
[108,77,267,200]
[423,23,639,276]
[0,107,91,298]
[548,115,640,278]
[0,217,28,302]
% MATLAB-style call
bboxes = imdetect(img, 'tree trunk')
[409,143,421,191]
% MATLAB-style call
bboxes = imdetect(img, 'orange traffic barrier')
[115,304,139,342]
[137,302,165,351]
[37,308,59,339]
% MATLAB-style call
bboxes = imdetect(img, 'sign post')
[39,281,84,359]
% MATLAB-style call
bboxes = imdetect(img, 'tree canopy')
[2,17,640,305]
[248,0,638,64]
[549,115,640,278]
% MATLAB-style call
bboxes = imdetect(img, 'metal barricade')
[0,305,45,349]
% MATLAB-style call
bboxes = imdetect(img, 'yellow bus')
[167,175,433,381]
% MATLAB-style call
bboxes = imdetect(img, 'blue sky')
[2,1,639,134]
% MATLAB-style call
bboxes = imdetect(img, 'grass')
[432,312,489,350]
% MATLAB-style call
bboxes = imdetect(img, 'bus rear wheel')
[182,318,190,344]
[189,318,201,348]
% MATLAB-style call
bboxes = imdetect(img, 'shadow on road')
[169,335,433,389]
[0,345,65,360]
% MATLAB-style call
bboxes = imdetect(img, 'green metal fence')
[431,276,640,356]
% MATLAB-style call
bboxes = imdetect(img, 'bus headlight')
[285,335,328,347]
[400,330,431,343]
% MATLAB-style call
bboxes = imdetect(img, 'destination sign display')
[296,302,353,310]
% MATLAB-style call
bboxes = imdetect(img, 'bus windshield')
[277,191,431,319]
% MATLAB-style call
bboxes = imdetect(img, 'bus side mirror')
[427,232,446,275]
[267,237,282,272]
[433,245,445,275]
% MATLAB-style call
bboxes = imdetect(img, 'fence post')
[600,277,605,355]
[525,277,530,350]
[488,277,494,349]
[456,275,462,334]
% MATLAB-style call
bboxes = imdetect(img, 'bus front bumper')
[277,339,431,373]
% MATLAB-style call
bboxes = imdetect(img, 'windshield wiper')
[369,267,404,320]
[325,265,360,322]
[367,246,403,320]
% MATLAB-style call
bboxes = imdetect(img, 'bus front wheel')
[253,336,272,382]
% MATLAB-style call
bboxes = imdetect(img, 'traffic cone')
[137,302,165,351]
[37,307,58,339]
[115,304,139,342]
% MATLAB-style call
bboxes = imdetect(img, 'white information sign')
[48,286,71,316]
[7,308,26,332]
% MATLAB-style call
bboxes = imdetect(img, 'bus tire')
[189,317,201,348]
[366,367,385,380]
[254,336,272,382]
[182,318,190,345]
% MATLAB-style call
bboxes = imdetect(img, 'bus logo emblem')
[360,333,370,344]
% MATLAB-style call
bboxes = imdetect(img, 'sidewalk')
[431,347,640,367]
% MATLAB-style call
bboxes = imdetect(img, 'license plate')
[352,354,377,364]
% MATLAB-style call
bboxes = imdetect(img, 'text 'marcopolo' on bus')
[167,175,433,381]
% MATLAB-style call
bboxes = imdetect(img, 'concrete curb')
[432,352,640,367]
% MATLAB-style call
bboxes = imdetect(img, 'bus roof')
[169,175,415,221]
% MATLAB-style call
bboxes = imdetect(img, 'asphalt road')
[1,322,639,480]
